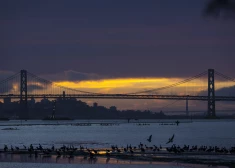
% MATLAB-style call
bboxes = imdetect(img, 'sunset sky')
[1,0,235,112]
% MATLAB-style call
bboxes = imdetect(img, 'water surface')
[0,119,234,149]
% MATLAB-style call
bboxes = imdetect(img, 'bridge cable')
[0,72,20,85]
[214,71,235,82]
[27,72,100,95]
[126,71,208,95]
[158,99,181,111]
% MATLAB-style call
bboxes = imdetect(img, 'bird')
[11,145,14,152]
[147,135,152,142]
[106,152,110,157]
[141,147,145,153]
[4,145,8,152]
[23,145,27,149]
[166,134,175,144]
[176,120,180,126]
[56,150,61,157]
[93,149,98,154]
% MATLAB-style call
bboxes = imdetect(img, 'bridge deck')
[1,94,235,101]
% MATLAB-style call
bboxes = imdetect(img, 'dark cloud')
[0,71,19,94]
[1,0,235,79]
[204,0,235,18]
[64,70,104,81]
[216,85,235,96]
[0,85,13,94]
[27,84,44,92]
[41,70,105,82]
[199,85,235,96]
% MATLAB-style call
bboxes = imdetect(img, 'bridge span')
[1,69,235,118]
[1,94,235,101]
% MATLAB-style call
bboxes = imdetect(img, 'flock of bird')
[1,134,234,159]
[3,144,85,158]
[146,134,174,144]
[166,144,235,154]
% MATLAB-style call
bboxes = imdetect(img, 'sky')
[1,0,235,112]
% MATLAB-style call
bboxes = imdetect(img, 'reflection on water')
[0,120,233,168]
[0,153,228,168]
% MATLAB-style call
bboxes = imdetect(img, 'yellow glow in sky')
[51,77,199,94]
[52,77,235,94]
[54,78,184,90]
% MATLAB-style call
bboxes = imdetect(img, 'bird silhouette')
[166,134,175,144]
[147,135,152,142]
[176,120,180,126]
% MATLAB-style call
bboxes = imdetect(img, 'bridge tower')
[20,70,28,119]
[207,69,216,118]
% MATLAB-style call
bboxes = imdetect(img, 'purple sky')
[1,0,235,112]
[1,0,235,78]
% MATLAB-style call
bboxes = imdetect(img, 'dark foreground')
[1,145,235,168]
[0,153,232,168]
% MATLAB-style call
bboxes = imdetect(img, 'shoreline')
[0,154,233,168]
[1,149,234,168]
[0,162,229,168]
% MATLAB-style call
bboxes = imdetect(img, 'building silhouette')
[0,98,166,119]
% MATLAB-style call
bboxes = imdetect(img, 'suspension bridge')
[0,69,235,119]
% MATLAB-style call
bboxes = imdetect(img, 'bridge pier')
[63,91,65,100]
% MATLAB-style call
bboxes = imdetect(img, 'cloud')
[0,85,13,94]
[198,85,235,96]
[42,70,105,82]
[64,70,103,81]
[0,71,45,94]
[8,26,235,47]
[27,84,44,92]
[204,0,235,18]
[216,85,235,96]
[0,70,18,94]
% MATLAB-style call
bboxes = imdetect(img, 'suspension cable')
[126,71,207,94]
[27,72,100,94]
